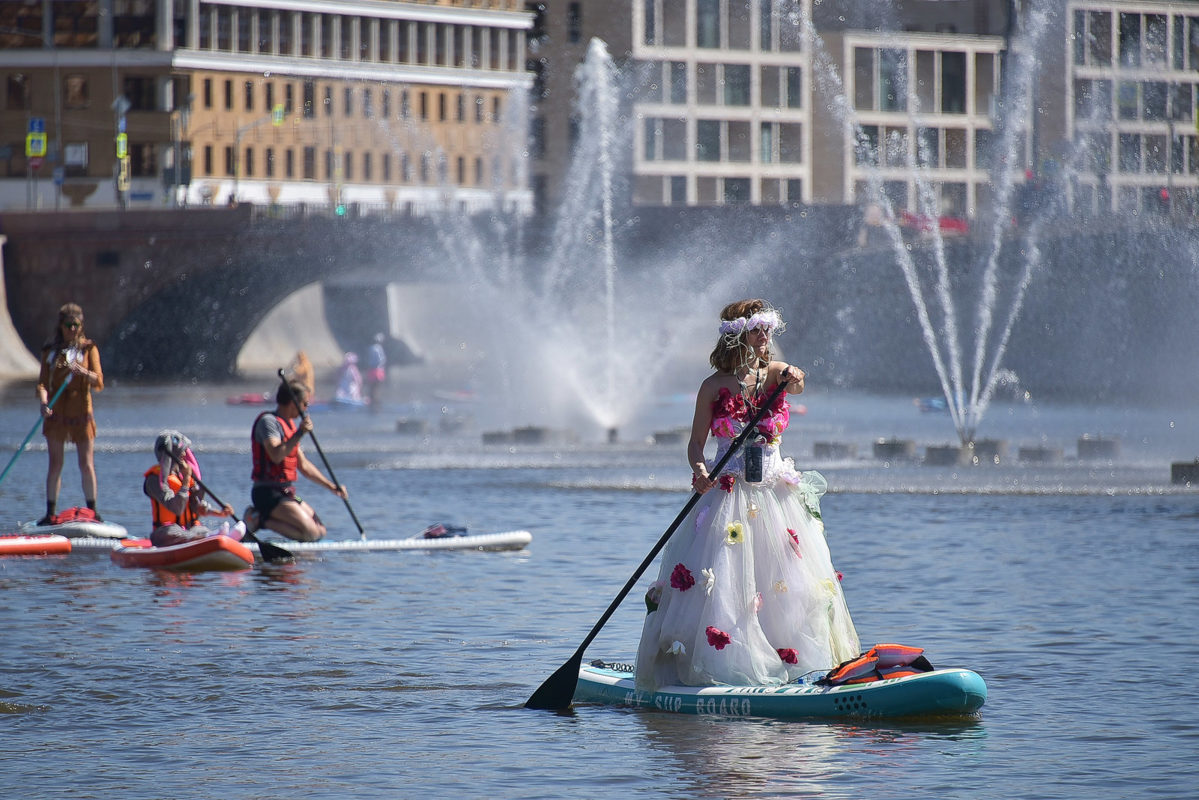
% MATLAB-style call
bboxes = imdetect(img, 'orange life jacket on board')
[144,464,200,529]
[817,644,934,686]
[251,411,299,484]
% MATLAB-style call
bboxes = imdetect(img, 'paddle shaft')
[277,369,366,538]
[526,379,790,710]
[0,374,72,490]
[162,449,293,562]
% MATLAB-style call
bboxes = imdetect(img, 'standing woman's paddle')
[277,369,366,538]
[161,448,293,562]
[0,374,71,491]
[526,380,789,711]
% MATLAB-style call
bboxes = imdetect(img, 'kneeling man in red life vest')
[247,380,347,542]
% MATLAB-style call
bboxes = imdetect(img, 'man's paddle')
[277,369,366,538]
[0,374,72,491]
[162,448,294,563]
[525,379,791,711]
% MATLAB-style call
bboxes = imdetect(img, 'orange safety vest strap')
[144,464,199,529]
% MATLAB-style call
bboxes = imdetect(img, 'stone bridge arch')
[1,208,446,380]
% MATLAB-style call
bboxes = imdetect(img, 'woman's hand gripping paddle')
[277,369,366,539]
[525,380,790,711]
[163,449,294,563]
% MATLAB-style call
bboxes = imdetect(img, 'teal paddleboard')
[574,662,986,719]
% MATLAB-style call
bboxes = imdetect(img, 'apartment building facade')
[1067,0,1199,216]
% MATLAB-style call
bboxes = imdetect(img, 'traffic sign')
[272,104,285,126]
[26,132,46,157]
[28,117,44,133]
[29,156,43,170]
[115,133,128,158]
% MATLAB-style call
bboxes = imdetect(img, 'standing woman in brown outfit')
[36,303,104,524]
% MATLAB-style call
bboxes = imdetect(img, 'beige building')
[1066,0,1199,216]
[530,0,1024,223]
[0,0,534,213]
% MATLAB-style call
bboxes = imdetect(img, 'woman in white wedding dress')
[635,299,859,691]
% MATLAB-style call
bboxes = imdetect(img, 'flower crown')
[718,308,784,337]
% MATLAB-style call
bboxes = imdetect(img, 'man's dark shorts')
[251,484,297,521]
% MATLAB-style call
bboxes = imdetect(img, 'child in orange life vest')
[143,430,239,547]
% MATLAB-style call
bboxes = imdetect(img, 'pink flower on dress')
[706,626,731,650]
[787,528,802,558]
[670,563,695,591]
[711,417,737,439]
[719,474,736,493]
[777,648,799,665]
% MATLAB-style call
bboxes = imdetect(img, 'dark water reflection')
[1,386,1197,798]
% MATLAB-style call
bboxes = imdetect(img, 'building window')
[697,120,721,161]
[224,145,235,176]
[568,3,582,44]
[383,153,391,181]
[724,65,750,106]
[401,90,410,119]
[325,149,334,180]
[697,0,719,48]
[285,83,294,112]
[303,80,315,119]
[265,82,274,110]
[303,146,316,179]
[439,93,447,121]
[530,117,545,159]
[456,93,465,122]
[344,87,353,115]
[364,152,372,181]
[266,147,275,177]
[286,148,295,178]
[670,175,686,205]
[382,89,391,118]
[324,85,333,116]
[345,152,353,181]
[724,178,750,204]
[224,79,234,110]
[420,92,428,120]
[245,80,254,111]
[203,145,213,175]
[879,49,906,112]
[941,52,966,113]
[203,78,213,109]
[125,77,157,111]
[6,74,30,111]
[785,67,802,108]
[670,62,687,103]
[244,147,254,177]
[364,89,373,118]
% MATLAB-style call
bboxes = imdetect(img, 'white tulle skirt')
[635,443,859,691]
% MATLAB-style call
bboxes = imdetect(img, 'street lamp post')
[232,105,285,204]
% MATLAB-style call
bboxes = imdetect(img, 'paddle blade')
[526,652,584,711]
[246,533,294,563]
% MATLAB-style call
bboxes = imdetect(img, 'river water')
[1,380,1197,799]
